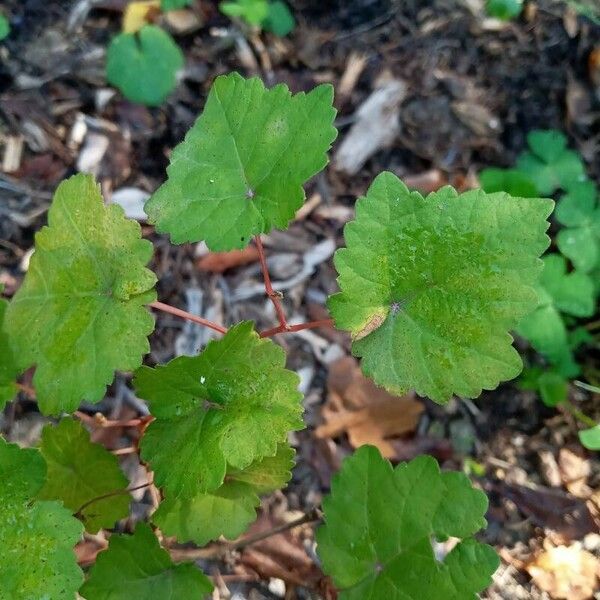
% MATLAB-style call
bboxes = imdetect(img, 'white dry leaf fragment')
[110,187,152,221]
[334,77,407,175]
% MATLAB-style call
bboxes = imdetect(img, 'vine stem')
[149,300,228,335]
[260,319,334,338]
[560,400,597,428]
[254,235,289,330]
[74,481,153,519]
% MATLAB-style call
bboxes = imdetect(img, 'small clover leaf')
[144,72,337,250]
[555,181,600,273]
[517,129,586,195]
[485,0,523,20]
[5,174,156,414]
[136,322,303,497]
[107,25,184,106]
[0,438,84,599]
[0,294,19,410]
[316,446,499,599]
[0,13,10,40]
[80,522,213,599]
[579,424,600,451]
[38,418,130,533]
[328,172,553,402]
[517,254,594,376]
[153,444,294,545]
[161,0,193,10]
[220,0,269,25]
[264,1,295,35]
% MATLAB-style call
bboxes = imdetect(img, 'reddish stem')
[254,236,289,330]
[260,319,334,338]
[149,300,228,335]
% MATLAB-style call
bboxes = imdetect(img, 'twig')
[74,481,153,519]
[260,319,334,338]
[149,300,228,335]
[74,410,152,429]
[254,236,289,330]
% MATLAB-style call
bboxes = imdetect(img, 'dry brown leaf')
[196,246,260,273]
[526,544,599,600]
[316,356,423,458]
[559,448,592,499]
[123,0,160,33]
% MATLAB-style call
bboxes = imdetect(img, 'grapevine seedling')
[0,73,557,597]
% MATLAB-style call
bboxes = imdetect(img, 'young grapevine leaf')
[517,129,586,195]
[136,322,303,496]
[5,174,156,414]
[37,418,130,533]
[316,446,498,599]
[555,182,600,272]
[0,438,84,599]
[0,294,18,409]
[80,522,213,599]
[144,72,337,250]
[328,172,553,402]
[153,443,294,545]
[107,25,184,106]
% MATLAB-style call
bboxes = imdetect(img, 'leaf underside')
[153,443,294,545]
[328,172,553,403]
[0,438,84,599]
[5,174,156,414]
[316,445,499,600]
[38,418,130,533]
[144,72,337,250]
[137,321,303,498]
[80,522,212,599]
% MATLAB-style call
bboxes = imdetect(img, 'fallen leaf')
[316,356,423,459]
[527,544,599,600]
[196,246,260,273]
[123,0,160,33]
[559,448,592,498]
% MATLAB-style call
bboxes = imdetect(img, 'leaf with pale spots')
[5,174,156,414]
[316,445,499,600]
[136,322,303,497]
[0,437,84,599]
[328,172,553,402]
[144,72,337,250]
[153,443,294,545]
[80,522,212,599]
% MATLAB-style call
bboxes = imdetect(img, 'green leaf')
[145,72,337,250]
[0,295,19,410]
[264,1,295,36]
[0,438,84,599]
[136,322,303,497]
[316,446,499,599]
[153,443,293,545]
[579,425,600,450]
[328,172,553,402]
[537,371,568,407]
[5,174,156,414]
[517,130,586,195]
[80,522,212,599]
[479,167,537,197]
[536,254,595,318]
[555,182,600,273]
[161,0,192,10]
[220,0,269,25]
[0,13,10,40]
[485,0,523,19]
[38,418,130,533]
[107,25,184,106]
